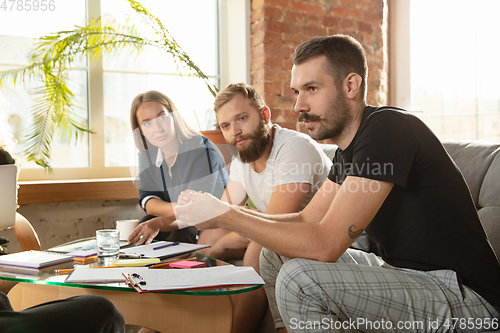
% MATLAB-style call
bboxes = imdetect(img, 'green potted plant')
[0,0,217,170]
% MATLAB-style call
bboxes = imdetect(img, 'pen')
[144,256,191,267]
[119,253,142,259]
[54,269,74,275]
[54,266,120,275]
[153,241,180,250]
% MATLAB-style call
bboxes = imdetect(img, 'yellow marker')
[109,258,161,267]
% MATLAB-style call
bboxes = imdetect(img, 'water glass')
[96,229,120,257]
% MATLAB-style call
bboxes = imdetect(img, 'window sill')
[18,178,139,205]
[16,131,224,205]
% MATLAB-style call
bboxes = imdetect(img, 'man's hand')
[177,189,201,205]
[174,192,231,229]
[128,216,175,245]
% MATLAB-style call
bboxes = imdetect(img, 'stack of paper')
[123,265,265,293]
[0,251,74,276]
[65,267,149,283]
[0,250,73,269]
[64,265,265,292]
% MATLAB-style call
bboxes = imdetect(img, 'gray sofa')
[322,140,500,259]
[138,139,500,332]
[442,141,500,259]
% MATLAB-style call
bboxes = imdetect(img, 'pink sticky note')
[169,261,205,269]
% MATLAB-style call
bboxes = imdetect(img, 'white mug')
[116,219,139,241]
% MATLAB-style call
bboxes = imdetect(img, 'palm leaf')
[0,1,216,170]
[127,0,218,95]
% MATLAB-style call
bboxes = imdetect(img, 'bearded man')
[186,82,332,333]
[175,35,500,333]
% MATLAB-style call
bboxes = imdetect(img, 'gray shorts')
[260,248,499,332]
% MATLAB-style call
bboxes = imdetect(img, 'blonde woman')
[128,90,228,245]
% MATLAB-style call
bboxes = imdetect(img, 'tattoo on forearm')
[348,225,364,239]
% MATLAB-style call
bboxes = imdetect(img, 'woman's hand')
[128,216,175,245]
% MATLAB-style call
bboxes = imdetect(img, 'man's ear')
[261,106,271,123]
[344,73,362,100]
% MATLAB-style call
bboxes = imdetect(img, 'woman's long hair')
[130,90,200,151]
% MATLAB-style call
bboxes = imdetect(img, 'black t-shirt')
[329,106,500,308]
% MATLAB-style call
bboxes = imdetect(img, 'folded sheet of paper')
[123,265,264,293]
[65,267,149,283]
[120,241,209,259]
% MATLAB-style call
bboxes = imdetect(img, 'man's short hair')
[293,34,367,100]
[214,83,266,114]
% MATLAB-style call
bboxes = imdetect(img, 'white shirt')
[229,124,332,212]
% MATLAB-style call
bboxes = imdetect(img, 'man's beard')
[298,92,350,141]
[230,119,271,163]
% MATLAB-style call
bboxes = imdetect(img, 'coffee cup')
[116,219,139,241]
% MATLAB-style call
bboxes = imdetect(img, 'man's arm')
[221,179,248,206]
[128,199,178,245]
[176,176,393,262]
[144,198,175,218]
[265,183,311,214]
[206,182,312,257]
[194,180,248,247]
[233,178,340,224]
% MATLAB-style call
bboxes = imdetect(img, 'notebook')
[123,265,265,293]
[0,250,73,269]
[109,258,160,267]
[0,260,74,276]
[65,267,149,283]
[49,238,132,253]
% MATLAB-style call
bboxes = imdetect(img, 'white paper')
[127,265,264,292]
[119,241,209,259]
[65,267,149,283]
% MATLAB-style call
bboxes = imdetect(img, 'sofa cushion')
[478,207,500,258]
[442,141,500,208]
[442,140,500,261]
[479,150,500,207]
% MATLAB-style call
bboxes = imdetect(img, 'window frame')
[15,0,250,183]
[388,0,411,110]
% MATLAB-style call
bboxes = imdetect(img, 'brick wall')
[250,0,389,132]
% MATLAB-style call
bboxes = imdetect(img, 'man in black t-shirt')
[175,35,500,332]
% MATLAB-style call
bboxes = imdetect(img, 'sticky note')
[169,260,205,269]
[69,250,98,258]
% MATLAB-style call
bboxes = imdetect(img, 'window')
[0,0,250,181]
[389,0,500,142]
[0,1,89,171]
